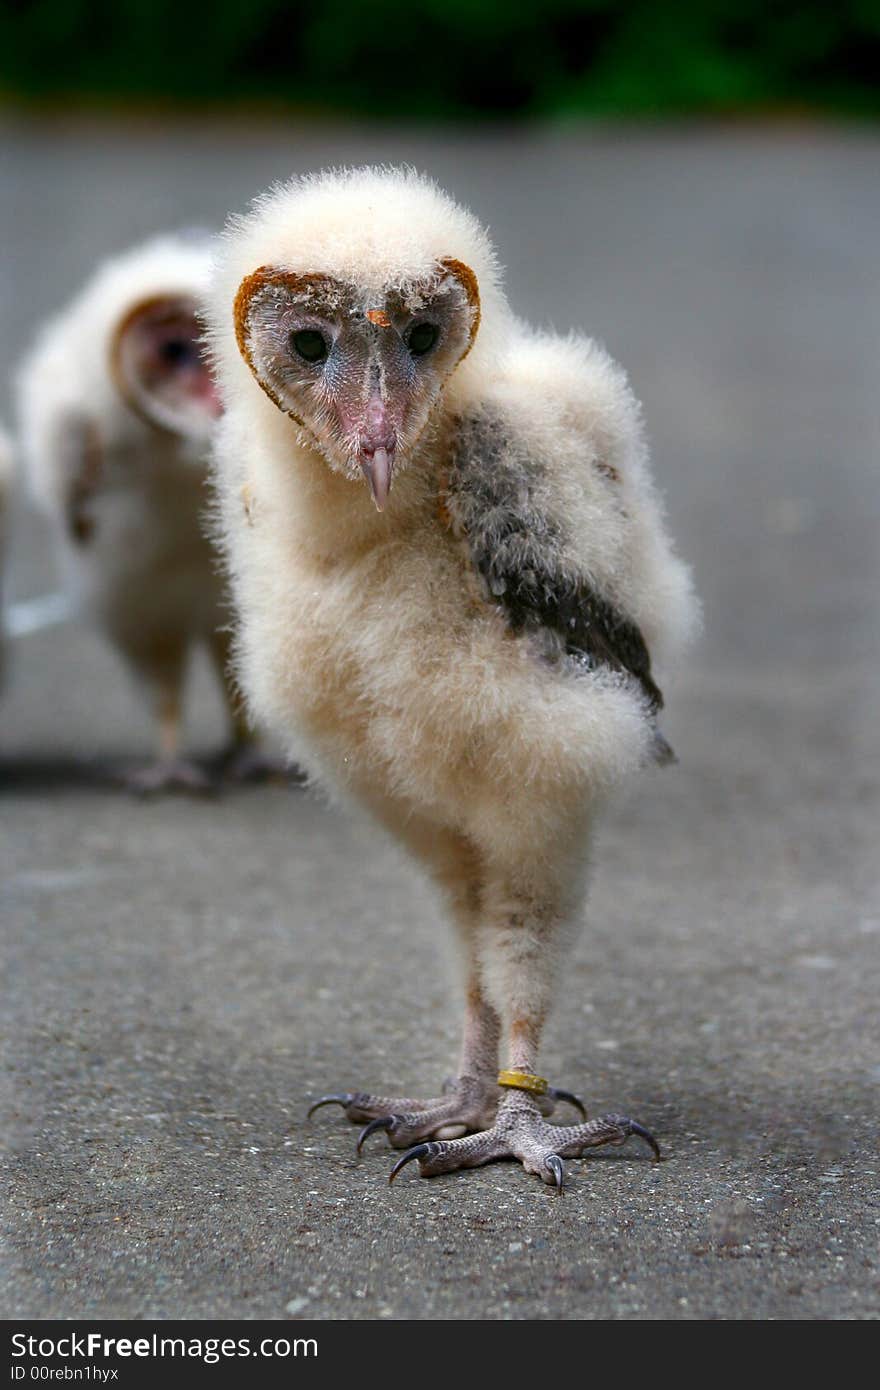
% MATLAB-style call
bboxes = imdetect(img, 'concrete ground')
[1,118,878,1321]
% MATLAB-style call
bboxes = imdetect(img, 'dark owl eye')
[290,329,329,364]
[406,322,438,356]
[159,337,196,366]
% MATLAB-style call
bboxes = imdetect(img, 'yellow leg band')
[497,1070,549,1096]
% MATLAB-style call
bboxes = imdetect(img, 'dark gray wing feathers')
[448,407,665,716]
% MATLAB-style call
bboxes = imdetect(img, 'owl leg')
[309,827,585,1152]
[309,973,503,1145]
[120,637,213,796]
[388,869,658,1190]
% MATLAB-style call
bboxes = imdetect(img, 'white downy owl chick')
[16,233,269,791]
[206,168,698,1189]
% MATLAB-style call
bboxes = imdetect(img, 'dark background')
[2,0,879,118]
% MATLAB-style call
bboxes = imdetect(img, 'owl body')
[14,234,260,784]
[56,434,219,653]
[18,234,221,650]
[205,167,698,1186]
[213,316,693,862]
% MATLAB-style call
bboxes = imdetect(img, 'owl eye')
[158,337,196,367]
[406,322,438,356]
[290,329,329,364]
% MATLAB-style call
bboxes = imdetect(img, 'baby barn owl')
[207,168,698,1189]
[17,233,263,792]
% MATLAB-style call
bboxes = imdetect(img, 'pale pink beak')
[358,395,397,512]
[360,445,394,512]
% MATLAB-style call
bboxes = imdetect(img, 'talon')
[544,1154,565,1193]
[356,1115,396,1153]
[628,1120,661,1162]
[548,1087,588,1121]
[307,1093,354,1119]
[388,1142,437,1184]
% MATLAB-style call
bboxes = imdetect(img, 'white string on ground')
[5,591,74,637]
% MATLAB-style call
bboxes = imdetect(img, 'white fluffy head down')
[17,231,217,514]
[207,166,512,507]
[210,165,508,368]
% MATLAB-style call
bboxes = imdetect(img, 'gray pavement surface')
[1,118,878,1321]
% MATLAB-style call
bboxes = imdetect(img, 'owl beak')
[357,393,397,511]
[359,444,394,512]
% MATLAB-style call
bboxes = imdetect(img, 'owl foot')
[122,758,215,797]
[308,1076,500,1146]
[387,1092,659,1191]
[307,1075,587,1150]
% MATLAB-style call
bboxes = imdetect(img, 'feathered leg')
[119,635,212,796]
[389,852,659,1191]
[310,963,503,1147]
[309,829,501,1142]
[309,826,585,1149]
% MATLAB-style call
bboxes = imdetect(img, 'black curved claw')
[356,1115,396,1154]
[548,1087,588,1121]
[629,1121,662,1162]
[544,1154,566,1194]
[307,1093,354,1120]
[388,1142,437,1185]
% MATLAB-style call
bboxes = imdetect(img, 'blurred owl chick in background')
[16,233,275,792]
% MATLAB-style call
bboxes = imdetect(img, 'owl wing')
[446,395,670,756]
[56,412,104,545]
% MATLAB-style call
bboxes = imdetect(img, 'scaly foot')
[122,758,214,797]
[387,1091,659,1191]
[308,1075,586,1149]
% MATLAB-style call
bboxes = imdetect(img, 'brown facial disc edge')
[233,259,482,414]
[438,257,481,361]
[233,269,340,421]
[109,293,203,434]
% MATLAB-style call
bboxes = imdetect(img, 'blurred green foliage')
[1,0,878,116]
